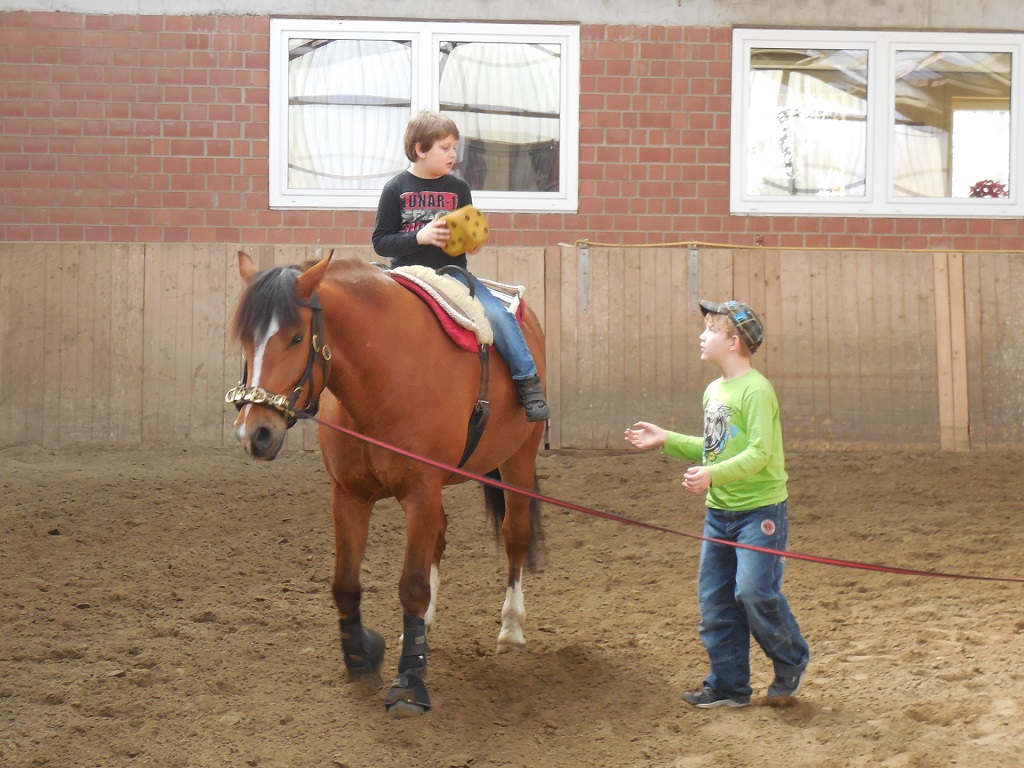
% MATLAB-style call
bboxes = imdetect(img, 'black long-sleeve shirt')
[371,170,473,271]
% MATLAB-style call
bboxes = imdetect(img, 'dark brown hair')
[403,111,460,162]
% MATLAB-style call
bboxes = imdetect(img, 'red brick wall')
[2,12,1023,251]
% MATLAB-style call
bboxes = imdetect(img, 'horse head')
[227,250,334,460]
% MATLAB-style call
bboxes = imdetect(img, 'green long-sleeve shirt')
[662,368,788,512]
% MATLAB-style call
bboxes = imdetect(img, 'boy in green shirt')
[625,300,810,708]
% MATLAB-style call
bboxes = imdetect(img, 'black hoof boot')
[514,374,550,422]
[384,613,431,717]
[339,614,386,674]
[385,672,431,718]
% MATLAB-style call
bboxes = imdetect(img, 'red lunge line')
[304,414,1024,585]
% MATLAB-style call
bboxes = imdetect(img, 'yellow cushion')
[440,205,489,257]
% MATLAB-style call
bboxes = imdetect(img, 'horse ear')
[295,249,334,301]
[237,251,259,282]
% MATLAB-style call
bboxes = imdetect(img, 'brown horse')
[227,250,546,717]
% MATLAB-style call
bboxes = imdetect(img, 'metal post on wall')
[689,244,699,310]
[578,241,589,313]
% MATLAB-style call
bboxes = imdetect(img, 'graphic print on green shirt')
[662,368,788,512]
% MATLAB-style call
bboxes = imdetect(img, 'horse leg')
[497,498,529,649]
[423,503,448,631]
[385,486,443,718]
[496,448,541,649]
[330,487,385,674]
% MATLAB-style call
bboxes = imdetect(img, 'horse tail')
[482,469,545,571]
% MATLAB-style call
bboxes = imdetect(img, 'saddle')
[387,264,530,470]
[389,265,525,352]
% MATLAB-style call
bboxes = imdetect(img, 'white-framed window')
[269,18,580,212]
[731,29,1022,217]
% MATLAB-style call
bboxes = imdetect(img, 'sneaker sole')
[696,699,750,709]
[684,696,751,709]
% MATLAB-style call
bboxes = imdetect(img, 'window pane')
[439,41,562,193]
[893,51,1011,198]
[746,48,868,197]
[287,38,411,190]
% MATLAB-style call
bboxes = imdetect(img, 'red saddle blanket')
[390,272,526,353]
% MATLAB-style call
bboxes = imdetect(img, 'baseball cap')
[699,299,764,354]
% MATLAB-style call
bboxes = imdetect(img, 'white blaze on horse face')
[497,581,526,647]
[242,314,280,418]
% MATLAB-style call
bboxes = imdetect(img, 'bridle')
[225,293,332,428]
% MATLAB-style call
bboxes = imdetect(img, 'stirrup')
[515,374,550,422]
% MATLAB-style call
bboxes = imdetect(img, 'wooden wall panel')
[189,244,228,445]
[650,249,676,433]
[892,252,937,443]
[1,244,1022,451]
[997,252,1024,443]
[605,249,628,447]
[0,245,43,443]
[173,245,196,443]
[933,253,970,450]
[141,243,173,440]
[108,244,145,442]
[985,251,1009,443]
[826,253,860,443]
[618,249,642,439]
[41,245,64,446]
[963,252,1024,447]
[90,244,113,442]
[553,246,702,449]
[579,245,609,447]
[857,254,886,441]
[553,246,728,449]
[774,249,828,444]
[807,252,833,443]
[543,246,563,449]
[554,245,582,447]
[963,252,989,447]
[637,249,658,427]
[666,248,692,435]
[549,246,944,451]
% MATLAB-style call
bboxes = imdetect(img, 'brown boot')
[514,374,550,422]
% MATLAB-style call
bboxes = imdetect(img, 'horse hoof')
[344,628,386,674]
[388,700,429,719]
[496,626,527,649]
[385,672,431,717]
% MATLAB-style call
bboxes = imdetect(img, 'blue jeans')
[697,501,810,698]
[452,272,537,381]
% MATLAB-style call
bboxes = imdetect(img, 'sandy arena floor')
[2,443,1023,767]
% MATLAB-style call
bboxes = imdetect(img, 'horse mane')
[231,264,304,344]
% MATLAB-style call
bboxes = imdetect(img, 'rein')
[302,411,1024,585]
[225,293,332,428]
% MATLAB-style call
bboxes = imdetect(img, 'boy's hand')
[624,421,666,450]
[416,216,450,248]
[682,465,711,494]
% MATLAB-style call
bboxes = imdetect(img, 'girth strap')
[455,344,491,469]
